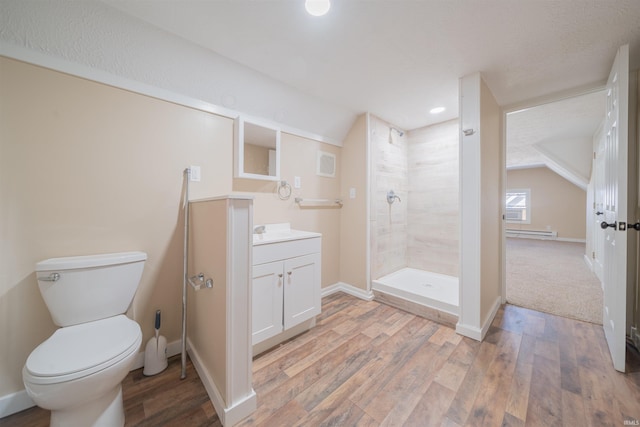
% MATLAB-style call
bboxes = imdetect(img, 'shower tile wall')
[370,116,408,279]
[407,119,460,276]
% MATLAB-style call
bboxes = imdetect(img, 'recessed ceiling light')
[305,0,331,16]
[430,107,446,114]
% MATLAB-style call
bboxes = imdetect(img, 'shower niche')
[234,116,281,181]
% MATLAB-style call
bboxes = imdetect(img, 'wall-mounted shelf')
[294,197,343,208]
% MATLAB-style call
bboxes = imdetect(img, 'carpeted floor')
[506,237,603,324]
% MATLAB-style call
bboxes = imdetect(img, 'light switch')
[190,166,201,182]
[294,176,301,189]
[350,188,356,199]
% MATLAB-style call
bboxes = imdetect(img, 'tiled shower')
[369,115,460,312]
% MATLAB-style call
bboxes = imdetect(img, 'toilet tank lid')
[36,251,147,271]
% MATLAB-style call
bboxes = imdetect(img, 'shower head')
[390,127,404,137]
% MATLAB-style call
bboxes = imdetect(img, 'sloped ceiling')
[102,0,640,133]
[506,90,606,184]
[1,0,639,153]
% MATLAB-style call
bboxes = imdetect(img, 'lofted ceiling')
[506,90,606,187]
[103,0,640,134]
[1,0,638,169]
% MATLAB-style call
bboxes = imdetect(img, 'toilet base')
[50,386,124,427]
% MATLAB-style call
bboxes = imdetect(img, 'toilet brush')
[143,310,168,376]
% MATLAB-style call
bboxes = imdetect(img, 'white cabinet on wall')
[252,224,321,353]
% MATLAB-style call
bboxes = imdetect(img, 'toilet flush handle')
[40,272,60,282]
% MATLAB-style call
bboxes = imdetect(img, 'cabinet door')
[284,253,321,329]
[252,261,284,345]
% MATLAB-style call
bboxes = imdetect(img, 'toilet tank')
[36,251,147,327]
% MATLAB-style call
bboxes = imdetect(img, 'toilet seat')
[25,315,141,385]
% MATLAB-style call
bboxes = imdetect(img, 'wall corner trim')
[187,338,256,426]
[456,296,502,341]
[0,42,341,147]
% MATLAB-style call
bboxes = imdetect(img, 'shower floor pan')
[372,268,459,327]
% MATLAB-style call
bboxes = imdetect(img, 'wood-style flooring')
[0,350,220,427]
[3,292,640,426]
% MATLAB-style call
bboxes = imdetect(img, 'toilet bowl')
[23,252,146,427]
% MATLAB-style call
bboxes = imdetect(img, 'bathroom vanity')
[252,223,321,354]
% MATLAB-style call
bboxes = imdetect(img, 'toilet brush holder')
[143,310,168,376]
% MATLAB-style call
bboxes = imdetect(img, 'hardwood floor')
[3,292,640,426]
[0,353,221,427]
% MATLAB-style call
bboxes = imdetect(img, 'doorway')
[504,90,606,324]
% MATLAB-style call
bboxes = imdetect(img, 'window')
[506,189,531,224]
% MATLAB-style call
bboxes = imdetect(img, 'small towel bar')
[294,197,343,208]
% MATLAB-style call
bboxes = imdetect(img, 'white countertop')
[252,223,321,246]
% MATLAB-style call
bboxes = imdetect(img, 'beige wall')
[480,78,502,324]
[233,133,342,288]
[188,200,229,402]
[339,114,368,290]
[407,119,460,277]
[507,166,587,239]
[0,57,342,398]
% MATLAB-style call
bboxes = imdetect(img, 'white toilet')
[23,251,147,427]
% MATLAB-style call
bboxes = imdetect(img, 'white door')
[252,261,284,344]
[593,129,605,282]
[284,253,321,329]
[601,44,629,372]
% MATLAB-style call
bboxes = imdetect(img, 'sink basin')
[252,223,321,246]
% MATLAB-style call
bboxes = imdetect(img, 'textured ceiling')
[1,0,637,168]
[507,90,606,170]
[103,0,640,133]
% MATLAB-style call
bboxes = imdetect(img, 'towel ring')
[278,180,292,200]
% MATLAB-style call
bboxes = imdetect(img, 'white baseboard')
[322,282,374,301]
[456,296,501,342]
[131,338,183,370]
[583,254,594,271]
[1,339,184,419]
[0,390,35,419]
[455,322,483,341]
[187,338,256,427]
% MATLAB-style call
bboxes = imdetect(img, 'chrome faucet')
[254,225,266,234]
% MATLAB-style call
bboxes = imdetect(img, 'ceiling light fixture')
[305,0,331,16]
[430,107,446,114]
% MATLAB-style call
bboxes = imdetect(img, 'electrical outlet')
[190,166,201,182]
[294,176,301,189]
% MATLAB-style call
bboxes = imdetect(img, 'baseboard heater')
[506,229,557,240]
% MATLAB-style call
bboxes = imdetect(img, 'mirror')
[234,116,281,180]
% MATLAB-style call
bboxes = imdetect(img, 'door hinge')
[593,151,596,159]
[592,251,596,259]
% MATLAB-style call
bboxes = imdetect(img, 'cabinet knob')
[278,273,283,278]
[287,271,292,276]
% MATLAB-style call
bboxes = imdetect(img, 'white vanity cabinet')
[252,229,321,349]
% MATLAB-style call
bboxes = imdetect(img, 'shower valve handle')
[386,190,401,204]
